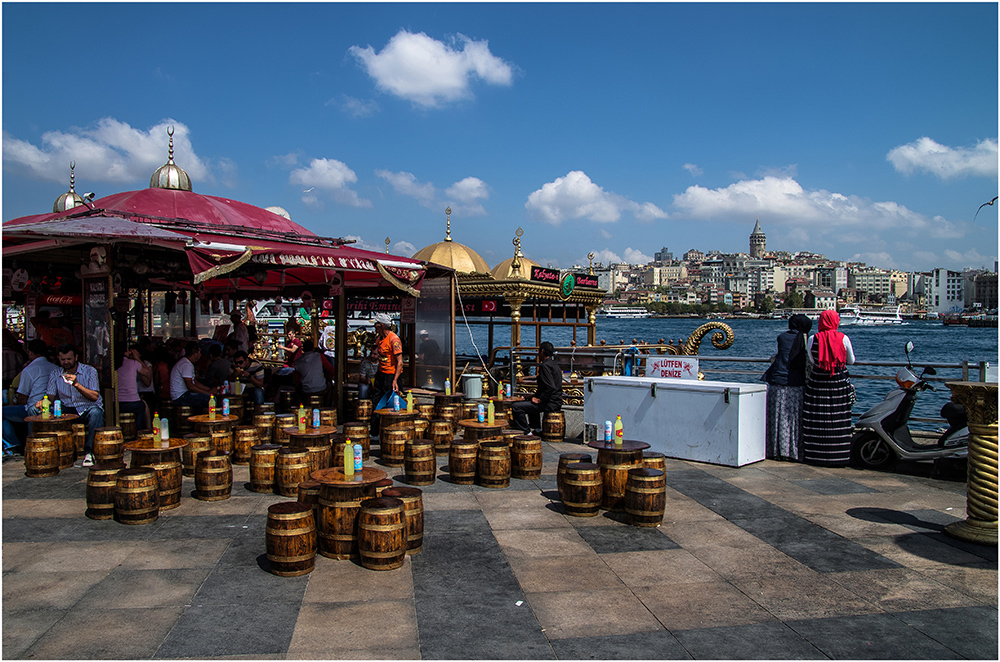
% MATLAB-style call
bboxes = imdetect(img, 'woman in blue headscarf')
[764,314,812,461]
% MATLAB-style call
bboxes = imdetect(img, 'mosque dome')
[411,208,490,274]
[265,206,292,220]
[149,127,192,192]
[490,227,538,280]
[53,162,85,213]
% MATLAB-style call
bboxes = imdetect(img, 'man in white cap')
[371,313,402,409]
[229,310,250,354]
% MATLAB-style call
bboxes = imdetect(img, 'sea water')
[455,318,998,428]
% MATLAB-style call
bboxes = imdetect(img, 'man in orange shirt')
[371,313,402,409]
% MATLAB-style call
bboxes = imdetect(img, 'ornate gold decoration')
[149,125,193,191]
[385,237,391,254]
[588,252,595,275]
[681,322,736,354]
[944,381,998,546]
[53,161,85,212]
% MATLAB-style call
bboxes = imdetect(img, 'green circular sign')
[560,273,576,299]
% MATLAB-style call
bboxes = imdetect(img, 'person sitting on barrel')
[511,341,563,435]
[231,350,266,406]
[169,341,219,408]
[43,343,105,467]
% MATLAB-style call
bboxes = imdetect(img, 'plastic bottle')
[487,398,495,425]
[613,415,624,445]
[298,404,306,432]
[604,420,613,444]
[222,398,230,417]
[344,443,355,476]
[444,378,451,396]
[222,380,229,395]
[497,382,504,401]
[312,408,320,428]
[406,390,414,412]
[353,443,363,472]
[152,412,161,439]
[53,399,62,418]
[160,418,170,448]
[506,383,512,398]
[392,393,400,412]
[477,403,485,423]
[41,395,50,420]
[208,394,217,420]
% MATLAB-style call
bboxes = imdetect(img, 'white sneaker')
[81,453,94,467]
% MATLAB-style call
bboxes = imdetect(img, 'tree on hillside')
[783,292,804,309]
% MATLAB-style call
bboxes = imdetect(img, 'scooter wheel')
[851,432,896,470]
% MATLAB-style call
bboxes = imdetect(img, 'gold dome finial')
[511,227,524,276]
[385,237,391,254]
[588,251,596,275]
[444,207,453,242]
[150,125,192,191]
[53,161,86,212]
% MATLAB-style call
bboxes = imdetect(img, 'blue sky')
[3,3,997,273]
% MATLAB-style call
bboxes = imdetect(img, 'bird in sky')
[973,196,998,222]
[302,187,315,193]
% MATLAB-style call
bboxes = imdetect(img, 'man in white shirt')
[170,341,218,408]
[2,339,59,457]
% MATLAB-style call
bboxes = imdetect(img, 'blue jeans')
[65,405,105,453]
[118,399,147,430]
[2,404,39,452]
[243,387,264,407]
[174,391,211,409]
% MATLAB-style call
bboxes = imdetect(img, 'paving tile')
[415,592,554,659]
[2,498,85,518]
[2,541,56,571]
[791,477,880,495]
[423,508,492,533]
[673,621,825,659]
[730,572,886,621]
[146,513,254,539]
[507,554,624,593]
[787,611,964,659]
[895,606,999,660]
[600,549,723,587]
[75,567,211,609]
[525,588,664,640]
[800,512,913,539]
[192,565,310,605]
[549,630,692,660]
[482,503,573,530]
[682,543,815,581]
[658,519,773,550]
[155,603,301,658]
[476,489,550,510]
[23,606,184,659]
[632,581,778,632]
[118,537,233,569]
[286,600,419,656]
[3,472,87,500]
[494,527,596,559]
[855,532,991,570]
[303,556,414,603]
[0,608,67,658]
[2,570,109,611]
[173,494,263,516]
[919,562,998,604]
[668,469,790,520]
[575,524,680,554]
[421,490,480,510]
[15,540,141,572]
[827,567,984,612]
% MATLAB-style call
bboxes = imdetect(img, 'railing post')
[962,360,969,381]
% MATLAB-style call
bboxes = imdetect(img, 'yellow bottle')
[297,403,306,432]
[445,378,451,396]
[344,443,355,476]
[406,390,414,412]
[487,398,495,425]
[497,382,503,401]
[41,395,50,420]
[208,394,217,420]
[152,412,161,438]
[614,415,624,445]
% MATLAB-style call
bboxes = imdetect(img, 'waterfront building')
[683,248,704,262]
[804,289,837,310]
[974,273,998,310]
[926,268,965,314]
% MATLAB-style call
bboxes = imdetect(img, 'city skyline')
[2,3,997,274]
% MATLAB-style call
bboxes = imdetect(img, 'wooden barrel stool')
[232,426,257,465]
[275,448,311,497]
[228,395,245,424]
[382,486,424,555]
[211,430,234,455]
[542,411,566,443]
[317,482,371,559]
[181,434,212,477]
[598,445,645,512]
[355,398,372,422]
[642,451,667,472]
[279,390,297,414]
[437,405,459,431]
[557,452,591,500]
[477,441,511,489]
[265,502,317,577]
[373,477,395,496]
[93,427,124,464]
[342,422,370,460]
[305,394,324,411]
[173,405,195,437]
[413,418,429,440]
[72,423,86,454]
[149,460,183,510]
[274,415,297,445]
[427,419,453,456]
[253,412,276,444]
[297,479,322,520]
[86,461,126,520]
[256,402,276,414]
[114,468,159,524]
[462,402,479,422]
[249,444,281,493]
[404,438,436,486]
[358,497,407,570]
[25,433,59,477]
[625,468,666,527]
[417,403,435,419]
[119,412,138,441]
[318,407,338,428]
[54,429,75,469]
[194,451,233,501]
[379,429,408,467]
[448,439,478,485]
[562,462,602,517]
[511,435,543,480]
[501,428,521,444]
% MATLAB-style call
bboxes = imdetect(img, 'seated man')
[169,341,218,408]
[511,341,564,435]
[2,339,59,457]
[203,344,232,389]
[232,350,265,406]
[294,339,334,402]
[43,343,104,467]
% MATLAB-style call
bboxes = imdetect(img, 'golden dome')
[491,255,539,280]
[53,162,85,213]
[149,126,192,192]
[412,207,490,274]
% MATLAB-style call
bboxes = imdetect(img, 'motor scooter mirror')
[904,341,914,367]
[923,366,937,376]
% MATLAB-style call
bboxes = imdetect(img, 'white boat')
[838,305,903,326]
[596,306,651,319]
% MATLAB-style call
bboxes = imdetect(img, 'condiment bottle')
[613,415,624,446]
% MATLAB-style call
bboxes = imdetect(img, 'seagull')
[973,196,998,222]
[302,187,315,193]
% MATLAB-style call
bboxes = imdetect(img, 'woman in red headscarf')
[801,309,856,466]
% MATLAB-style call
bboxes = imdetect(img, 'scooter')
[851,342,969,470]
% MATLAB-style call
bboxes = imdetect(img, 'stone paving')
[2,439,997,660]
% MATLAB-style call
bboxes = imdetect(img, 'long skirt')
[801,368,853,466]
[765,384,803,461]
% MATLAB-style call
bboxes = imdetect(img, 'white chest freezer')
[584,376,766,467]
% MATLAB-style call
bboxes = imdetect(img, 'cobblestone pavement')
[3,439,996,660]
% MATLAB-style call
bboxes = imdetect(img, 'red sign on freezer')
[643,355,699,380]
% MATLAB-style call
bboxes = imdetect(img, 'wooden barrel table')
[434,393,464,420]
[562,462,603,517]
[194,450,233,501]
[311,466,387,560]
[459,419,505,444]
[382,486,424,555]
[125,437,187,470]
[86,461,126,520]
[249,444,281,493]
[625,468,666,527]
[511,435,543,479]
[190,413,239,449]
[114,468,159,524]
[357,497,407,571]
[588,439,650,512]
[23,412,78,435]
[557,452,592,501]
[286,425,337,474]
[266,502,317,577]
[477,440,511,489]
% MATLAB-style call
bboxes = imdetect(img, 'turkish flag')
[482,300,497,312]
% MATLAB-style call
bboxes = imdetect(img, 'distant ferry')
[838,305,904,326]
[596,306,651,319]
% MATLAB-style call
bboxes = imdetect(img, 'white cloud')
[336,95,380,118]
[593,248,621,265]
[349,30,514,108]
[887,137,998,179]
[847,251,898,269]
[682,163,703,177]
[393,240,417,257]
[599,228,612,239]
[623,248,652,265]
[525,171,668,225]
[268,152,301,169]
[377,170,489,216]
[943,248,995,270]
[2,118,215,186]
[290,158,371,208]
